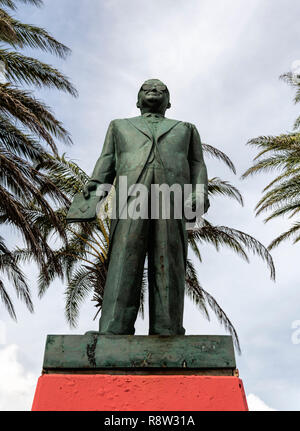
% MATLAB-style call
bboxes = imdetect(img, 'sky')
[0,0,300,411]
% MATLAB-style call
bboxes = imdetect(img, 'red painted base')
[31,374,248,411]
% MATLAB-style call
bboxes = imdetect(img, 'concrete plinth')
[31,334,248,411]
[32,374,248,411]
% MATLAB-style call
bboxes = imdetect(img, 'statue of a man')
[67,79,209,335]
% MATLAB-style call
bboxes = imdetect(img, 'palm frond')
[262,168,300,192]
[185,259,241,353]
[0,9,70,58]
[0,84,55,151]
[185,259,209,319]
[208,177,243,205]
[268,222,300,250]
[0,85,73,147]
[190,220,275,280]
[255,177,300,216]
[0,0,17,9]
[0,0,42,11]
[0,50,77,95]
[64,266,93,328]
[190,219,250,262]
[0,115,46,161]
[247,133,300,155]
[242,154,300,179]
[218,226,275,280]
[280,72,300,104]
[242,72,300,253]
[0,9,17,41]
[202,143,236,173]
[200,287,241,354]
[0,236,33,319]
[188,237,202,262]
[293,115,300,131]
[38,153,89,195]
[262,202,300,222]
[0,0,76,319]
[36,250,65,297]
[0,279,16,319]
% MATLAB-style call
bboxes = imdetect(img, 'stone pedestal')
[31,334,248,411]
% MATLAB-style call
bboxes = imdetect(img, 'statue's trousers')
[99,166,188,335]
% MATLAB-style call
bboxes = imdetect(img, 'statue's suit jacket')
[90,115,208,243]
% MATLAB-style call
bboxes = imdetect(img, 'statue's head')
[137,79,171,115]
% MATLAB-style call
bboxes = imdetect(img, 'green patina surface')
[43,334,236,372]
[66,79,210,336]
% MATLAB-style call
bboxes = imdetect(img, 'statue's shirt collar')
[142,113,164,120]
[127,116,180,141]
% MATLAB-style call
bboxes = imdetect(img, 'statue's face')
[137,79,170,112]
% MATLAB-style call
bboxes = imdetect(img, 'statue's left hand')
[184,194,210,219]
[83,180,99,199]
[203,197,210,214]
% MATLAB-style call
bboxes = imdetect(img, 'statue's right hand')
[83,181,98,199]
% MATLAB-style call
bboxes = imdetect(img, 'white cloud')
[247,393,276,411]
[0,345,37,411]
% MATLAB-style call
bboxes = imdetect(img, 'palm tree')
[0,0,77,319]
[0,234,32,319]
[242,71,300,250]
[15,143,275,353]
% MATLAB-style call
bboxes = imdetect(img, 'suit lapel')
[127,116,152,140]
[127,116,181,141]
[156,118,181,141]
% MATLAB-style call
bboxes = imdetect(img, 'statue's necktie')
[143,113,164,166]
[143,113,163,135]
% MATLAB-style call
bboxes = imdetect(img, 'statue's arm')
[66,122,116,223]
[188,124,210,214]
[83,120,116,199]
[91,120,116,185]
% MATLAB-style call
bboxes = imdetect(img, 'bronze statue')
[67,79,209,336]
